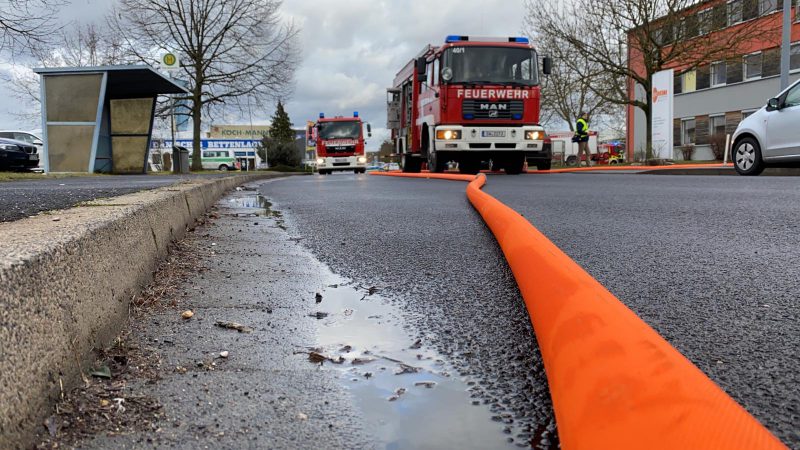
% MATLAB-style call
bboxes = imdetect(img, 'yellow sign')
[162,53,179,69]
[208,124,271,139]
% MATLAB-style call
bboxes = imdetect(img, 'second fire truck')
[314,112,371,174]
[386,35,552,174]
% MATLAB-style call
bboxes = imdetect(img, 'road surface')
[262,171,798,447]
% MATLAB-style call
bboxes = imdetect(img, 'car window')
[13,133,35,144]
[784,83,800,108]
[203,151,212,158]
[0,132,12,139]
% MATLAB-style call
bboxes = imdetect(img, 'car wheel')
[565,155,578,167]
[218,165,229,171]
[734,137,765,176]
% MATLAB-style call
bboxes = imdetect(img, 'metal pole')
[780,0,792,91]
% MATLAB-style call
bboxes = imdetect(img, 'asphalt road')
[0,173,230,222]
[263,172,799,448]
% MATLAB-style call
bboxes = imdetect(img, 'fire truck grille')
[462,100,523,119]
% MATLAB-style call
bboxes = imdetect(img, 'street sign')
[651,69,674,160]
[162,52,180,70]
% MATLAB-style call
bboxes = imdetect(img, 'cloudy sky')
[0,0,529,150]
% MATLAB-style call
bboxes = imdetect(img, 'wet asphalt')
[0,173,230,222]
[263,172,799,448]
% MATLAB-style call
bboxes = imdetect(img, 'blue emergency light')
[509,37,529,43]
[445,35,468,43]
[353,111,359,117]
[319,112,324,118]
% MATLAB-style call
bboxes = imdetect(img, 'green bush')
[269,142,302,167]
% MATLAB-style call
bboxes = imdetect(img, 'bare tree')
[109,0,300,170]
[0,0,62,53]
[3,23,128,124]
[525,0,777,158]
[524,12,620,132]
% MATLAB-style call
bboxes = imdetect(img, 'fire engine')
[314,112,371,174]
[386,35,552,174]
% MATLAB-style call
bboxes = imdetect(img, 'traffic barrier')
[370,171,786,450]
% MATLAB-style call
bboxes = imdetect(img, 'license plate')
[481,130,506,138]
[335,158,348,163]
[30,154,38,161]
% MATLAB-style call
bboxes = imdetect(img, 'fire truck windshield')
[318,121,361,140]
[441,46,539,86]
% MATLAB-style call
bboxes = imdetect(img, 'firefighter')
[576,112,591,167]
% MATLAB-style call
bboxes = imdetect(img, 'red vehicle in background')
[314,112,371,174]
[386,35,552,174]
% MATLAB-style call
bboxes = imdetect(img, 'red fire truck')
[386,35,551,174]
[314,112,371,174]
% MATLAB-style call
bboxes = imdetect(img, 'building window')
[683,70,697,92]
[743,0,760,19]
[791,42,800,71]
[710,115,726,137]
[760,0,779,14]
[728,0,743,24]
[713,4,728,28]
[698,9,712,34]
[726,56,743,83]
[711,61,727,86]
[697,65,710,89]
[681,118,696,145]
[762,48,780,77]
[742,110,757,119]
[674,73,683,94]
[684,15,699,38]
[744,52,762,80]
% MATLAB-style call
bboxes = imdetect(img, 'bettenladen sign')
[208,124,270,139]
[651,69,674,160]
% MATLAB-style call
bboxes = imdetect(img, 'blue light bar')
[319,112,324,118]
[510,37,529,43]
[353,111,359,117]
[463,113,474,120]
[513,113,522,120]
[445,35,468,43]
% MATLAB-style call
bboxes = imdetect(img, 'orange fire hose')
[370,171,786,450]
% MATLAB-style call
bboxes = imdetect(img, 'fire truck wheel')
[428,151,447,173]
[536,160,552,171]
[565,155,578,167]
[401,153,421,173]
[609,159,619,165]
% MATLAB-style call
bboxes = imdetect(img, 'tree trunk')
[191,91,203,171]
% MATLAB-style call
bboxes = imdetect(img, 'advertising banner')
[651,69,674,160]
[208,124,270,139]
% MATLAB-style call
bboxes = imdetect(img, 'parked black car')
[0,137,39,171]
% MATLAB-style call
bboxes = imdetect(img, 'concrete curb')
[0,173,285,448]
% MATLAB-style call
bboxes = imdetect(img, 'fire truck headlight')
[316,158,324,165]
[357,156,367,163]
[436,130,462,140]
[525,131,541,140]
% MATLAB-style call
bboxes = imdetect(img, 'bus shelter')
[33,65,189,174]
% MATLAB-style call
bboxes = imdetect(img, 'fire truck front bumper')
[434,125,545,152]
[316,155,368,171]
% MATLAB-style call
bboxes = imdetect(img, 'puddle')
[226,194,285,229]
[306,278,517,449]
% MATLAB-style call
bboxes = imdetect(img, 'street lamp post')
[780,0,791,90]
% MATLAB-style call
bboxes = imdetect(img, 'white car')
[732,79,800,175]
[0,131,43,170]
